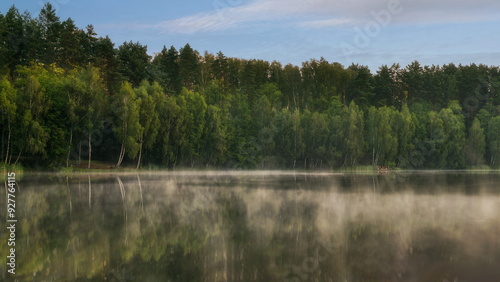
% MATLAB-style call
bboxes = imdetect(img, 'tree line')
[1,4,500,169]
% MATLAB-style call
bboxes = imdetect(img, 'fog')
[2,171,499,281]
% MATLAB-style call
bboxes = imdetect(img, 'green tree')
[180,88,207,165]
[272,108,294,167]
[160,88,207,166]
[395,104,415,167]
[342,101,365,166]
[199,51,214,89]
[156,95,181,166]
[226,57,243,89]
[425,110,445,168]
[211,51,229,82]
[12,64,74,166]
[280,64,302,110]
[57,18,84,69]
[301,58,348,111]
[179,44,200,90]
[75,66,107,168]
[37,3,62,65]
[227,91,257,167]
[44,70,72,166]
[135,81,162,168]
[0,76,17,163]
[14,64,52,162]
[94,36,121,93]
[118,41,150,86]
[240,59,270,105]
[346,64,375,109]
[0,12,6,72]
[64,70,84,167]
[373,64,401,107]
[151,45,181,94]
[202,79,231,110]
[401,61,425,103]
[255,83,282,108]
[366,106,398,166]
[426,101,466,168]
[441,101,466,168]
[487,116,500,167]
[80,24,98,63]
[476,109,491,130]
[254,94,274,158]
[201,105,227,166]
[113,82,143,167]
[303,111,331,168]
[291,109,305,167]
[465,118,486,166]
[1,6,28,74]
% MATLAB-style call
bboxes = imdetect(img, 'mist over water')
[1,171,500,281]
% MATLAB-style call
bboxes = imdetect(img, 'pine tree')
[118,41,150,87]
[179,43,200,90]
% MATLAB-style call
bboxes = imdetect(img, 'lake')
[1,171,500,281]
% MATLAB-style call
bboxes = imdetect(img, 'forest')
[1,3,500,169]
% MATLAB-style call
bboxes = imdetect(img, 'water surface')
[1,171,500,281]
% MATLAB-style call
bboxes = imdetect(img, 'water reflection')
[1,172,500,281]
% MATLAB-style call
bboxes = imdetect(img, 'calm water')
[1,171,500,281]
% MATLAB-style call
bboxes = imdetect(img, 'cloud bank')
[153,0,500,33]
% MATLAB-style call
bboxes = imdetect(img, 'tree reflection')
[6,172,500,281]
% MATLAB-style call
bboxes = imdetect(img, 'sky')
[2,0,500,71]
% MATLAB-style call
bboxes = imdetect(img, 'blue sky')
[2,0,500,71]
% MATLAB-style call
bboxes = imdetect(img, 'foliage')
[1,4,500,169]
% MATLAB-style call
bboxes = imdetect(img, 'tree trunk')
[1,123,4,162]
[66,128,73,167]
[88,175,92,208]
[87,131,92,169]
[4,122,11,164]
[78,142,82,165]
[14,150,22,165]
[206,153,212,168]
[117,146,122,168]
[66,176,72,213]
[137,174,144,213]
[117,144,125,168]
[136,142,143,169]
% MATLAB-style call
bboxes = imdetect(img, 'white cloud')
[299,18,353,28]
[146,0,500,33]
[154,0,303,33]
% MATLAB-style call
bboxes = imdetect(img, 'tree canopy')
[1,4,500,169]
